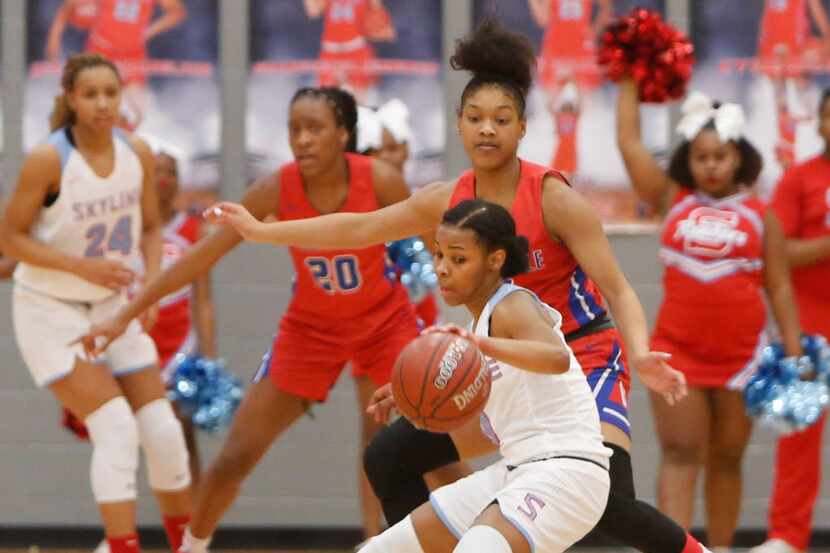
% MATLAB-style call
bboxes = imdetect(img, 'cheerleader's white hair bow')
[377,98,413,144]
[357,105,383,153]
[675,91,745,143]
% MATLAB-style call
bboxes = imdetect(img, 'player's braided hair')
[442,199,530,279]
[450,18,536,118]
[291,87,359,153]
[50,53,122,131]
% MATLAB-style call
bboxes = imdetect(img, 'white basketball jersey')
[475,282,611,465]
[14,128,144,302]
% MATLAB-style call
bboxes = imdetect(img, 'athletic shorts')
[12,285,158,387]
[254,304,419,402]
[570,327,632,436]
[429,456,609,553]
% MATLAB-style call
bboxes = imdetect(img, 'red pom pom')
[597,8,695,103]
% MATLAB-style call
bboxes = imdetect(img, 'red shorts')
[652,300,767,390]
[569,327,632,436]
[318,46,376,90]
[255,304,419,402]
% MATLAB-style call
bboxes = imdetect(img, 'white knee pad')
[135,399,191,491]
[85,397,140,503]
[358,516,425,553]
[454,525,512,553]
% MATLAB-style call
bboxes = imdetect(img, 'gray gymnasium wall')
[0,0,828,533]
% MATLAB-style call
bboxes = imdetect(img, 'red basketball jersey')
[449,159,606,335]
[321,0,368,51]
[759,0,808,59]
[87,0,156,56]
[771,155,830,335]
[278,154,409,320]
[148,212,199,354]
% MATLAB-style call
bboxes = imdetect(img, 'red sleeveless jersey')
[87,0,156,56]
[759,0,808,59]
[278,154,408,320]
[449,159,607,335]
[652,190,767,386]
[321,0,368,51]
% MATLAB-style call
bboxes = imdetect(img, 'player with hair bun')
[197,19,716,553]
[358,198,612,553]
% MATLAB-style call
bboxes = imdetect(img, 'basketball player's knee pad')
[364,418,459,498]
[85,397,140,503]
[606,442,635,500]
[357,516,425,553]
[135,399,191,491]
[454,526,511,553]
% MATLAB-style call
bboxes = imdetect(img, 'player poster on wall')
[24,0,220,204]
[247,0,444,190]
[473,0,667,227]
[691,0,830,198]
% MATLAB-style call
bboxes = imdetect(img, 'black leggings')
[364,417,690,553]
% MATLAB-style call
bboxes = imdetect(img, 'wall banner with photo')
[25,0,220,206]
[247,0,444,189]
[473,0,667,227]
[691,0,830,199]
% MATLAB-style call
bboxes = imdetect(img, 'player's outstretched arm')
[542,176,687,405]
[207,180,450,250]
[75,172,281,356]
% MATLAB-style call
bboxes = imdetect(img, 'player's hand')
[203,202,267,242]
[631,351,687,406]
[73,258,135,291]
[367,383,397,424]
[71,315,131,359]
[422,324,478,345]
[139,304,159,333]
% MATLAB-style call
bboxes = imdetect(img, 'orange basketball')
[392,332,491,433]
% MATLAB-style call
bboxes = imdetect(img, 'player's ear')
[488,249,506,272]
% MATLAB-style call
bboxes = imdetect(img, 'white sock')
[180,527,211,553]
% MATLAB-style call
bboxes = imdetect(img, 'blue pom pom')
[743,335,830,435]
[167,355,243,433]
[386,237,438,303]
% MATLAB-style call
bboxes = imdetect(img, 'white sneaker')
[748,538,804,553]
[93,540,109,553]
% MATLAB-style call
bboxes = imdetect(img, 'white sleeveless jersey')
[475,282,611,466]
[14,128,144,302]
